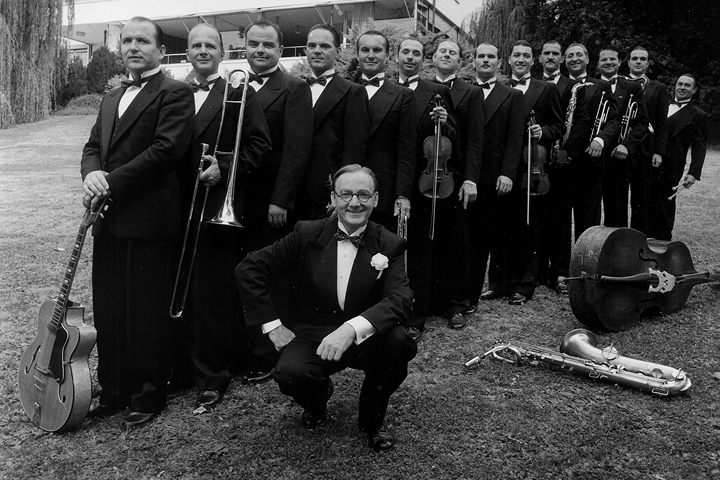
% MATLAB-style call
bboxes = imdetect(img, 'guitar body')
[18,299,96,432]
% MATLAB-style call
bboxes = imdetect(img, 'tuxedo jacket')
[413,80,458,182]
[479,82,525,191]
[364,80,417,213]
[515,79,563,182]
[182,78,272,219]
[639,78,669,159]
[447,79,484,184]
[237,218,413,342]
[583,77,620,150]
[608,77,649,157]
[665,102,708,181]
[81,72,195,240]
[554,75,591,159]
[305,76,370,204]
[249,69,313,213]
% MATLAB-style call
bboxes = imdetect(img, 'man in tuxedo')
[236,164,417,452]
[295,24,370,220]
[564,43,619,240]
[81,17,195,427]
[241,20,314,382]
[627,46,668,234]
[356,30,417,232]
[649,74,708,240]
[395,37,467,330]
[179,23,271,409]
[469,43,525,304]
[597,46,649,228]
[505,40,563,305]
[536,40,590,293]
[431,39,484,319]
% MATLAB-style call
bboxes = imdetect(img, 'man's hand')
[611,144,629,160]
[652,154,663,168]
[268,204,288,227]
[83,170,110,198]
[82,193,109,210]
[496,175,513,196]
[430,106,448,126]
[529,124,542,140]
[682,174,696,189]
[316,323,355,361]
[394,197,411,220]
[268,325,296,352]
[554,149,570,168]
[458,182,477,209]
[199,155,221,187]
[585,139,603,158]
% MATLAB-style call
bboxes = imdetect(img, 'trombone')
[619,94,638,141]
[169,69,250,319]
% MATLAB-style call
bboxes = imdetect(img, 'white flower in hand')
[371,253,389,279]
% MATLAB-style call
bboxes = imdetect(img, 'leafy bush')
[86,46,122,94]
[53,93,103,116]
[60,56,88,105]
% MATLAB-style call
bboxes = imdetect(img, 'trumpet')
[619,94,638,141]
[465,329,691,396]
[590,91,610,142]
[169,69,250,319]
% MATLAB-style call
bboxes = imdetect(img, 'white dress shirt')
[118,67,161,118]
[398,74,419,91]
[362,73,384,100]
[476,77,496,99]
[668,99,690,117]
[511,74,532,95]
[249,65,278,92]
[193,73,221,114]
[309,68,335,106]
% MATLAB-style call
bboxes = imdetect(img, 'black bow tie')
[606,77,618,85]
[249,73,271,85]
[671,99,690,107]
[191,78,218,92]
[399,77,419,87]
[121,75,152,89]
[335,229,364,248]
[477,82,492,89]
[510,77,528,87]
[434,78,454,88]
[542,73,559,82]
[307,74,333,86]
[360,77,381,87]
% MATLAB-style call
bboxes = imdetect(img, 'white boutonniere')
[370,253,389,279]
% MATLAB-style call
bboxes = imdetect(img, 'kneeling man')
[236,164,416,451]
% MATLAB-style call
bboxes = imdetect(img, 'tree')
[61,56,87,105]
[86,46,121,94]
[0,0,73,128]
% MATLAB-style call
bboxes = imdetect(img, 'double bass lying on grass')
[563,226,719,332]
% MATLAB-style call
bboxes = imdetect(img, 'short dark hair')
[245,20,284,46]
[599,45,619,56]
[398,36,425,56]
[127,16,163,47]
[188,23,224,51]
[679,73,698,88]
[308,24,341,48]
[437,38,463,58]
[541,40,562,51]
[511,40,533,55]
[629,46,649,56]
[357,30,389,54]
[566,43,588,57]
[333,164,378,193]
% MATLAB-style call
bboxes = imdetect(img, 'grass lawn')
[0,115,718,479]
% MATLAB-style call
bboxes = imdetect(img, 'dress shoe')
[406,326,423,342]
[240,370,273,385]
[509,293,528,305]
[196,389,224,409]
[555,277,569,294]
[480,290,503,300]
[366,425,396,452]
[87,399,122,418]
[447,313,466,330]
[301,410,328,430]
[122,411,156,428]
[463,304,478,315]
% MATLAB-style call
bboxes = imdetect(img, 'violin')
[418,94,454,240]
[520,110,550,224]
[565,226,720,332]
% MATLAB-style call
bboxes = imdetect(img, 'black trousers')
[570,156,603,240]
[602,157,632,228]
[648,161,681,240]
[630,154,652,235]
[507,189,544,299]
[273,325,417,433]
[93,230,179,413]
[539,165,573,282]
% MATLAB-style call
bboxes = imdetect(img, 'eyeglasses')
[334,191,376,203]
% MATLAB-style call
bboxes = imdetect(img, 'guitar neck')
[48,222,90,335]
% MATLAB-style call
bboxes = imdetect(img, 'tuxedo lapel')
[368,82,396,134]
[308,219,341,310]
[483,85,509,126]
[343,222,382,316]
[111,73,164,149]
[522,80,543,118]
[255,69,283,111]
[450,81,470,111]
[101,88,123,156]
[193,78,225,140]
[414,81,435,118]
[313,76,350,130]
[614,79,628,104]
[669,103,695,139]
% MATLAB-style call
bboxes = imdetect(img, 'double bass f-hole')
[638,248,659,269]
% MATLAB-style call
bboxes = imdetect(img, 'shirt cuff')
[462,180,476,187]
[345,316,376,344]
[261,319,282,334]
[592,137,605,148]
